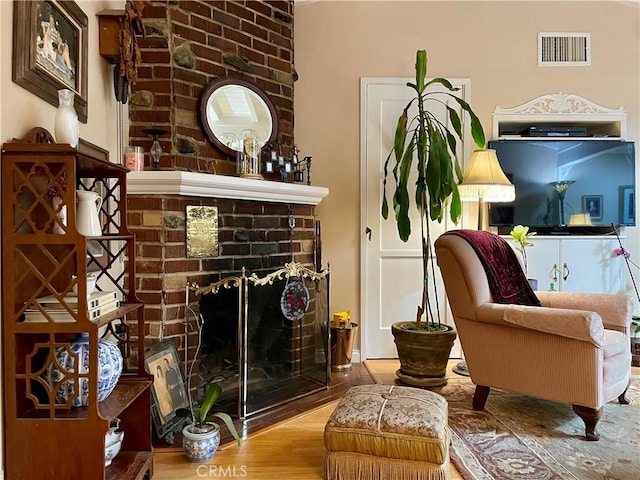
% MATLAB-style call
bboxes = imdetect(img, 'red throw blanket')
[445,230,540,306]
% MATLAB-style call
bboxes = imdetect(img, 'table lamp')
[458,149,516,231]
[454,149,515,376]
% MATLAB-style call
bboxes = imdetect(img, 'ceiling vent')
[538,32,591,66]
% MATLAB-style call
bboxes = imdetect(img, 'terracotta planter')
[391,322,457,387]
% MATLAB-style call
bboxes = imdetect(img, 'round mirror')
[200,76,278,157]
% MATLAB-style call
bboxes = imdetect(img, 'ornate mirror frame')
[200,76,279,158]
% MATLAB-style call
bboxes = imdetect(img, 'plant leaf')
[199,383,222,424]
[447,107,462,139]
[425,77,460,92]
[209,412,242,446]
[450,183,462,223]
[415,50,427,93]
[394,105,410,164]
[450,96,486,148]
[394,137,415,241]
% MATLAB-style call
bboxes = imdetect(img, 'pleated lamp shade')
[458,149,515,203]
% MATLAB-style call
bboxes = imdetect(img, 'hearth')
[190,262,330,418]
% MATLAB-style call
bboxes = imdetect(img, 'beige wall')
[0,0,123,150]
[0,0,124,475]
[293,0,640,351]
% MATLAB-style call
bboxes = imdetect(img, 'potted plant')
[382,49,486,386]
[176,382,241,462]
[509,224,537,290]
[176,306,241,462]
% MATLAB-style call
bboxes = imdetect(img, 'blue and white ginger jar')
[182,423,221,462]
[49,333,123,407]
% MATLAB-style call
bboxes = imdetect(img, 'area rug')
[365,360,640,480]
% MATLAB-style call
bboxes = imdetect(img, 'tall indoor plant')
[382,49,486,386]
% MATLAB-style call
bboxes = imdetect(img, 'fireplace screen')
[191,262,330,418]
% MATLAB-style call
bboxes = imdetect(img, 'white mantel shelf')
[127,170,329,206]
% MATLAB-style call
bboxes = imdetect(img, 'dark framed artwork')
[620,186,635,225]
[582,195,603,222]
[12,0,88,122]
[145,340,190,439]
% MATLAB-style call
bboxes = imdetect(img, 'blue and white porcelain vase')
[49,333,123,407]
[182,423,221,462]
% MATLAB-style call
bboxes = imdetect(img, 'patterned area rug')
[364,360,640,480]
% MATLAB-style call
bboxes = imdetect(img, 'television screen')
[488,139,636,234]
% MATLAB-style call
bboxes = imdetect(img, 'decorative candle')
[124,146,144,171]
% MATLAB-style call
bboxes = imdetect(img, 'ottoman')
[324,384,450,480]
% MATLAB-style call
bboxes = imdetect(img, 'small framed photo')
[145,340,190,439]
[12,1,88,122]
[582,195,603,221]
[619,186,635,225]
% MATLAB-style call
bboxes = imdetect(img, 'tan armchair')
[434,230,632,441]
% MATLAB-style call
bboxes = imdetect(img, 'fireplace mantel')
[127,171,329,205]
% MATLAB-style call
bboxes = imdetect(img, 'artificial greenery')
[381,49,486,329]
[510,225,536,276]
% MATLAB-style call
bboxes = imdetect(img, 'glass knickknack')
[236,129,262,179]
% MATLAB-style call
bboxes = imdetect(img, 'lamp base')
[452,360,470,377]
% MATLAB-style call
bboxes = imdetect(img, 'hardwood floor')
[153,362,639,479]
[152,362,464,479]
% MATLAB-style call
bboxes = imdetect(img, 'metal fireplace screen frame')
[190,262,331,419]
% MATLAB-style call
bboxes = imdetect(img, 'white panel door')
[360,78,472,359]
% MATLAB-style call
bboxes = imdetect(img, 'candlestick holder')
[143,128,168,170]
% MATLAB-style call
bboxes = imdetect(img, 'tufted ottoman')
[324,384,450,480]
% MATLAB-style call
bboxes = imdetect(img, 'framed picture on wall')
[620,186,635,225]
[582,195,603,222]
[12,0,88,122]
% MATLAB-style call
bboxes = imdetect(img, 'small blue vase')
[182,423,220,462]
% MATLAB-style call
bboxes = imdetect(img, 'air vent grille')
[538,32,591,66]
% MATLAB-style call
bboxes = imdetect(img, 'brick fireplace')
[127,172,329,416]
[122,0,320,418]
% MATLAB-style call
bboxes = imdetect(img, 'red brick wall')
[124,1,307,362]
[128,194,316,354]
[128,0,295,173]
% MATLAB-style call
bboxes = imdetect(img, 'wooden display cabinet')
[1,130,153,479]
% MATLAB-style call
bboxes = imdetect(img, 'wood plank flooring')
[153,361,639,479]
[152,362,464,479]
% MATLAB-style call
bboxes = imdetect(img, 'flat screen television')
[488,139,636,235]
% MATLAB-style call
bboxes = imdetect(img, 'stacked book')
[24,290,120,323]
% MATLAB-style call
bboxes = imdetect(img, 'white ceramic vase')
[54,89,79,148]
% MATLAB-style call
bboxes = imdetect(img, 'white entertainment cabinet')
[492,92,628,294]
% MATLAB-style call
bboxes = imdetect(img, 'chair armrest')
[501,304,604,347]
[536,291,632,332]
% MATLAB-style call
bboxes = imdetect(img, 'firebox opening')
[196,268,330,418]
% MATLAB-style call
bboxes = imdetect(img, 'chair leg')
[618,383,630,405]
[572,404,602,441]
[472,385,490,410]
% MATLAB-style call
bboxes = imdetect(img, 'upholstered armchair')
[434,230,632,441]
